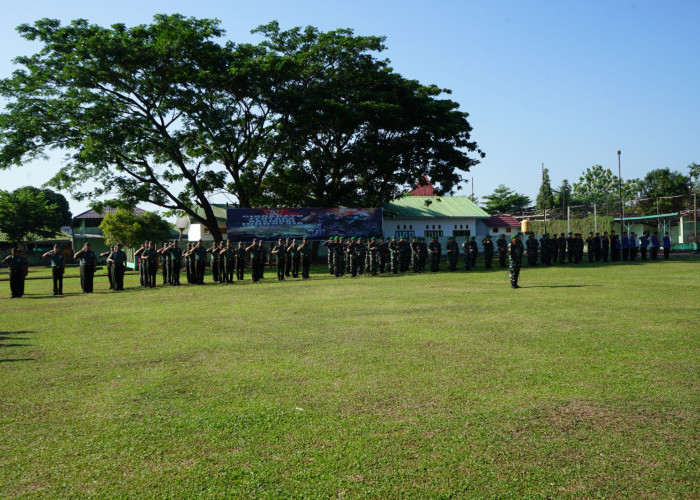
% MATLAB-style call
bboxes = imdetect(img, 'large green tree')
[688,162,700,194]
[99,209,172,247]
[0,187,62,247]
[631,168,691,214]
[482,185,531,214]
[573,165,621,204]
[0,15,483,242]
[536,167,554,211]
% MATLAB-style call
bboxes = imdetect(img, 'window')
[432,225,435,229]
[454,225,457,229]
[453,230,471,237]
[505,227,512,233]
[403,225,406,229]
[425,230,443,238]
[438,225,441,229]
[425,225,429,229]
[492,227,499,233]
[396,224,400,229]
[409,225,412,230]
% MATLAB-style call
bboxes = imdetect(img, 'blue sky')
[1,0,698,215]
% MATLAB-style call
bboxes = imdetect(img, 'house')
[477,215,521,238]
[71,207,147,258]
[382,196,490,249]
[185,204,228,241]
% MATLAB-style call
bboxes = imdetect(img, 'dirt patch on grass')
[545,400,625,433]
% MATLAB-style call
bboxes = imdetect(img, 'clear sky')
[0,0,698,215]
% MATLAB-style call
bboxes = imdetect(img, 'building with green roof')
[382,196,490,244]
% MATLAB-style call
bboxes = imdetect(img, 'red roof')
[409,177,438,196]
[73,206,146,220]
[483,215,520,227]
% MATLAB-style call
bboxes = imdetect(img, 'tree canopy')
[99,209,172,247]
[0,187,63,246]
[536,167,554,211]
[628,168,691,213]
[572,165,621,204]
[0,15,483,242]
[482,185,531,214]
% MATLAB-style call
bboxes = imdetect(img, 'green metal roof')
[193,203,229,223]
[383,196,490,218]
[613,213,679,222]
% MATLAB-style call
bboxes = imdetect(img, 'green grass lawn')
[2,259,699,497]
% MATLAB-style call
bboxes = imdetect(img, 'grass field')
[1,259,699,497]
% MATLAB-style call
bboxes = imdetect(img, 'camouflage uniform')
[509,235,524,289]
[446,237,458,271]
[482,235,494,269]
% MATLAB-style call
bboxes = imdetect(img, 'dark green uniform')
[193,246,207,284]
[300,241,311,279]
[77,249,96,293]
[235,247,246,280]
[482,236,494,269]
[429,239,441,272]
[461,239,471,271]
[497,235,508,268]
[4,254,28,298]
[47,251,65,295]
[446,238,458,271]
[272,243,287,280]
[109,249,127,291]
[170,246,183,285]
[289,243,300,278]
[509,236,524,288]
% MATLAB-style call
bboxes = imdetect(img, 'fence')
[522,193,698,246]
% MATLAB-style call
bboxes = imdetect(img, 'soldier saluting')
[74,242,97,293]
[3,248,28,298]
[42,244,65,295]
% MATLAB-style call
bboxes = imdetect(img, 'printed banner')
[227,207,383,241]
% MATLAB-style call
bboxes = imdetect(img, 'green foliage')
[530,215,614,236]
[0,15,483,239]
[631,168,691,214]
[99,209,172,246]
[536,167,554,210]
[688,162,700,194]
[0,187,62,246]
[482,185,531,214]
[573,165,621,204]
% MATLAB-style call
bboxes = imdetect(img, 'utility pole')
[618,150,623,237]
[542,163,547,235]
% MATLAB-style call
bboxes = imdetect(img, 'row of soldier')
[521,230,673,266]
[321,234,508,276]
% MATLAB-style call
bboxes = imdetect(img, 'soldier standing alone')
[509,233,524,289]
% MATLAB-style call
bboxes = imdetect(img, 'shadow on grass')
[0,331,34,362]
[519,284,603,288]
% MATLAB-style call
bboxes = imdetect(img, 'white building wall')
[187,222,226,242]
[382,217,479,238]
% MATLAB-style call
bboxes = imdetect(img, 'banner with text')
[227,207,383,241]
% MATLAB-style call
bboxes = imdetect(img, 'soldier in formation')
[74,242,97,293]
[446,236,458,271]
[482,235,494,269]
[4,247,28,298]
[42,244,65,295]
[107,243,127,291]
[497,234,508,268]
